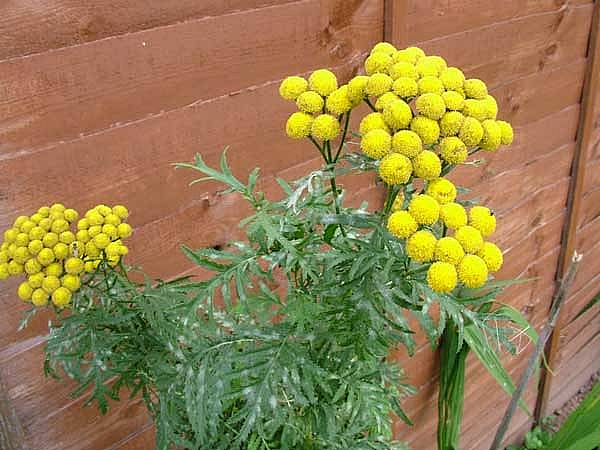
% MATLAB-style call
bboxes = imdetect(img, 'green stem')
[364,98,377,112]
[382,185,401,216]
[333,111,351,162]
[308,136,328,161]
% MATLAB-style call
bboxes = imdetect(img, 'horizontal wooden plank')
[563,271,600,325]
[416,4,594,89]
[0,0,381,153]
[113,425,155,450]
[407,0,592,43]
[578,186,600,228]
[0,0,300,60]
[558,307,600,367]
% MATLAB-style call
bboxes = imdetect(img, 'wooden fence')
[0,1,598,449]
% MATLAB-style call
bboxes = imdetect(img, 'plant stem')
[488,253,582,450]
[383,185,401,216]
[364,98,377,112]
[334,112,352,162]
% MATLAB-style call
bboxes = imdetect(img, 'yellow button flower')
[59,231,75,245]
[88,225,102,238]
[459,117,484,148]
[28,272,44,288]
[15,232,29,247]
[326,86,353,115]
[29,226,46,241]
[52,287,72,308]
[61,274,81,292]
[440,111,465,137]
[458,254,489,288]
[496,120,514,145]
[479,119,502,151]
[24,258,42,275]
[0,264,8,280]
[17,282,33,301]
[392,130,423,158]
[393,47,425,65]
[51,219,69,234]
[412,150,442,180]
[408,194,440,225]
[38,218,52,231]
[379,153,413,185]
[279,76,308,101]
[439,67,465,91]
[85,241,101,257]
[435,237,465,266]
[77,218,90,230]
[392,77,418,99]
[93,233,111,250]
[364,51,393,75]
[63,208,79,223]
[311,114,340,141]
[454,225,484,253]
[478,242,503,273]
[87,211,104,226]
[53,242,70,260]
[45,262,63,277]
[13,246,31,264]
[13,215,29,228]
[375,92,400,112]
[383,99,413,130]
[37,206,51,217]
[65,257,85,275]
[463,99,488,122]
[20,220,35,234]
[440,136,468,165]
[481,95,498,119]
[441,91,465,111]
[410,116,440,144]
[426,178,457,204]
[347,75,369,103]
[104,214,121,226]
[286,112,313,139]
[389,62,418,80]
[50,203,66,213]
[469,206,496,237]
[464,78,488,99]
[440,202,468,229]
[31,288,49,306]
[416,60,440,78]
[427,262,458,293]
[415,93,446,120]
[371,42,397,55]
[359,112,390,136]
[84,260,100,273]
[361,129,392,160]
[42,275,61,294]
[387,211,418,239]
[296,91,324,114]
[76,230,90,243]
[407,230,437,262]
[366,73,393,97]
[37,248,55,266]
[417,76,445,95]
[7,260,23,276]
[308,69,338,97]
[102,224,118,239]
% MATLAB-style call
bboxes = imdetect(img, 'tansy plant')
[2,42,535,450]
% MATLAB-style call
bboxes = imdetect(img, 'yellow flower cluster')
[281,69,352,141]
[385,177,503,293]
[353,42,513,181]
[0,203,132,308]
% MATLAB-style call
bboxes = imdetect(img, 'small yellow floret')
[469,206,496,237]
[65,257,85,275]
[365,52,393,75]
[427,262,458,293]
[440,111,465,137]
[359,112,390,135]
[117,223,133,239]
[326,86,353,115]
[481,95,498,119]
[31,288,49,306]
[361,129,392,159]
[459,117,484,147]
[407,230,437,262]
[392,77,419,99]
[464,78,488,99]
[296,91,324,113]
[279,76,308,100]
[42,275,61,294]
[426,178,457,204]
[458,255,488,288]
[410,116,440,145]
[311,114,340,141]
[379,154,413,185]
[286,112,313,139]
[52,287,72,308]
[408,194,440,225]
[479,119,502,151]
[417,76,445,95]
[439,67,465,91]
[478,242,503,272]
[441,91,465,111]
[112,205,129,220]
[454,225,484,253]
[366,73,393,97]
[463,99,488,122]
[17,282,33,301]
[347,76,369,103]
[308,69,338,96]
[383,100,413,130]
[497,120,514,145]
[371,42,397,55]
[387,211,418,239]
[412,150,442,180]
[392,130,423,158]
[415,93,446,120]
[435,237,465,266]
[389,62,418,80]
[440,137,468,165]
[375,92,400,112]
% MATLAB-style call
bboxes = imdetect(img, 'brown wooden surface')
[0,1,599,449]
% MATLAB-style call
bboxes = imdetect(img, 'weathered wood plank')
[0,0,382,153]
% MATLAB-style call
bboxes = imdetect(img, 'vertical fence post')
[383,0,409,46]
[534,0,600,422]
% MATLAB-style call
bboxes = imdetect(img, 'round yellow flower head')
[496,120,514,145]
[347,75,369,103]
[13,215,30,228]
[61,274,81,292]
[392,130,423,158]
[93,233,111,250]
[65,257,85,275]
[311,114,341,141]
[481,95,498,119]
[45,262,63,277]
[416,60,440,78]
[464,78,488,99]
[20,220,35,234]
[42,275,61,294]
[117,223,133,239]
[424,56,447,72]
[77,218,89,230]
[296,91,324,114]
[439,67,465,91]
[440,136,468,165]
[393,47,425,64]
[286,112,313,139]
[479,119,502,151]
[37,206,51,217]
[375,92,400,112]
[15,232,29,247]
[426,178,457,204]
[413,150,442,180]
[112,205,129,220]
[87,211,104,226]
[459,117,484,147]
[458,254,489,288]
[454,225,484,253]
[17,281,33,301]
[392,77,419,99]
[326,86,353,115]
[364,52,393,75]
[389,62,418,80]
[102,224,118,239]
[435,237,465,266]
[29,226,45,241]
[387,210,418,239]
[0,264,9,280]
[410,116,440,144]
[24,258,42,275]
[7,260,23,276]
[85,241,100,258]
[279,76,308,101]
[408,194,440,225]
[371,42,397,55]
[37,248,55,266]
[440,111,465,137]
[407,230,437,262]
[104,214,121,227]
[463,99,488,122]
[52,287,72,308]
[28,272,44,288]
[478,242,503,272]
[366,73,393,97]
[31,288,49,306]
[469,206,496,237]
[13,246,31,264]
[441,91,465,111]
[76,230,90,243]
[427,262,458,293]
[361,129,392,159]
[383,100,413,130]
[379,153,413,185]
[415,93,446,120]
[359,112,390,135]
[417,76,445,95]
[308,69,338,96]
[63,208,79,223]
[50,203,66,213]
